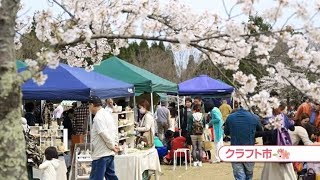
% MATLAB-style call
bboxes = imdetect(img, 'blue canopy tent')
[178,75,234,96]
[178,75,234,110]
[19,64,134,100]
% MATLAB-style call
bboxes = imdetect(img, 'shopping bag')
[302,168,316,180]
[203,141,214,151]
[308,163,320,174]
[316,173,320,180]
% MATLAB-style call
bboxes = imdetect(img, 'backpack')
[277,127,292,146]
[192,117,204,135]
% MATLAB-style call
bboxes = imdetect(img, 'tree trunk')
[0,0,27,179]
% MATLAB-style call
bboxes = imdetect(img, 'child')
[39,147,60,180]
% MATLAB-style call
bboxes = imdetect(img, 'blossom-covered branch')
[14,0,320,117]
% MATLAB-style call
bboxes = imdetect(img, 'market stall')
[169,75,235,129]
[71,108,162,180]
[93,56,178,113]
[19,63,135,179]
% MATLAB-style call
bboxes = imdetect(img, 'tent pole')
[232,91,235,109]
[89,111,92,152]
[150,92,154,115]
[133,93,137,121]
[177,95,181,136]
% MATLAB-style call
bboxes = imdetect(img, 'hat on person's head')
[88,95,102,105]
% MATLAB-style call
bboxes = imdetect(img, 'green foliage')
[16,30,48,60]
[248,15,272,34]
[139,40,149,51]
[115,41,179,82]
[159,41,166,51]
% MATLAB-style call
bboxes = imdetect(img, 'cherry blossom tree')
[2,0,320,178]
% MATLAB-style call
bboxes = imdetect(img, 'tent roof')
[94,56,178,93]
[16,60,26,69]
[19,63,134,100]
[178,75,234,95]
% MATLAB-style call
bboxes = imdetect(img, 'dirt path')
[157,138,264,180]
[159,162,263,180]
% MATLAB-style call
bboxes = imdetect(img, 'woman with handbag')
[258,102,297,180]
[135,99,155,148]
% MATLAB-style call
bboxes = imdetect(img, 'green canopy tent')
[16,60,26,69]
[94,56,178,113]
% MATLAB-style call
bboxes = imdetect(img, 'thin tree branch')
[50,0,74,18]
[195,48,241,94]
[228,2,240,19]
[309,11,319,22]
[280,12,297,30]
[54,34,234,58]
[222,0,230,18]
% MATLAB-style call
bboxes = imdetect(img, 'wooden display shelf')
[118,123,134,128]
[119,136,130,141]
[77,159,93,162]
[112,111,134,114]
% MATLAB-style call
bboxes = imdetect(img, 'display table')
[115,148,162,180]
[71,143,161,180]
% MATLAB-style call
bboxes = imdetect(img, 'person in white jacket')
[39,147,60,180]
[89,96,119,180]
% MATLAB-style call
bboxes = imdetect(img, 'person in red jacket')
[295,97,312,121]
[163,132,187,164]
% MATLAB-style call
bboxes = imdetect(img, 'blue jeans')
[90,156,118,180]
[231,162,255,180]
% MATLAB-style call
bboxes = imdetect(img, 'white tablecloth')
[115,148,161,180]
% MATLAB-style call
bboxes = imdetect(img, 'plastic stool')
[173,148,191,170]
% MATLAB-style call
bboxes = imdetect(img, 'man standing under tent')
[179,98,193,134]
[219,99,233,142]
[155,100,170,142]
[71,101,89,163]
[24,102,37,126]
[53,101,64,125]
[89,96,119,180]
[193,97,206,114]
[219,99,232,122]
[42,102,54,126]
[105,98,114,113]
